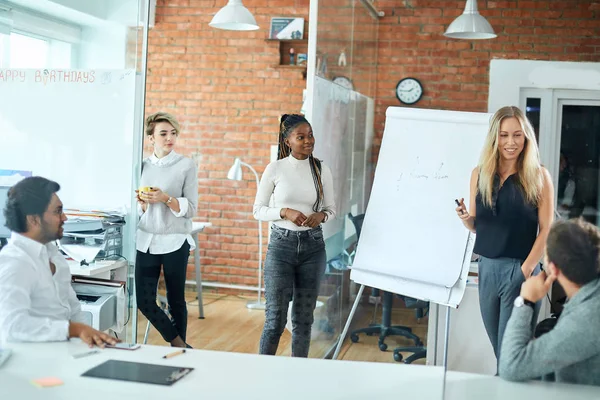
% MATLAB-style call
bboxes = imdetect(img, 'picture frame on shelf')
[269,17,304,40]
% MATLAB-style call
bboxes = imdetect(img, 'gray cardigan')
[499,277,600,386]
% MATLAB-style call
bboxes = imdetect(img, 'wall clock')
[396,77,423,105]
[333,76,354,91]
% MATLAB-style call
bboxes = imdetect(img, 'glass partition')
[0,0,149,344]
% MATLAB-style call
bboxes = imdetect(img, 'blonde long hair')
[478,106,543,207]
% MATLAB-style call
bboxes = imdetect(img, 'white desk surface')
[67,259,128,277]
[1,341,445,399]
[444,371,600,399]
[191,221,212,234]
[1,342,598,400]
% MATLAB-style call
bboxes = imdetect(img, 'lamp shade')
[444,0,496,40]
[227,158,243,181]
[209,0,259,31]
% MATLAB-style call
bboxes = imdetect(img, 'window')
[1,32,73,69]
[9,33,48,68]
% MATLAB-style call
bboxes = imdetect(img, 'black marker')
[455,199,464,214]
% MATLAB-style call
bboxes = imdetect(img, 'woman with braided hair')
[253,114,336,357]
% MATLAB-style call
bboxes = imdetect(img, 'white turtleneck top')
[253,155,336,231]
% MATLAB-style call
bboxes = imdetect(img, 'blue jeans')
[478,256,541,366]
[259,225,326,357]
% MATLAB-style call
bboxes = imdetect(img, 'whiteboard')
[0,69,136,211]
[352,233,474,307]
[350,108,490,304]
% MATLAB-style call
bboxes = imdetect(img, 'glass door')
[555,100,600,224]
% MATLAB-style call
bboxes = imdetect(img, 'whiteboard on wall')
[350,107,491,306]
[0,69,136,211]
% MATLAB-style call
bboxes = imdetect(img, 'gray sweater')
[137,152,198,235]
[499,278,600,386]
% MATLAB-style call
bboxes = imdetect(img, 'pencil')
[163,349,186,359]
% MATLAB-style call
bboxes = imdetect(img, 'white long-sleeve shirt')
[253,155,336,231]
[0,233,85,343]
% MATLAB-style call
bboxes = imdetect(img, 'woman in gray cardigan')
[136,112,198,348]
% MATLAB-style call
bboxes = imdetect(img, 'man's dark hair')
[4,177,60,233]
[546,218,600,286]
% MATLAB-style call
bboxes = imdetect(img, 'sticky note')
[31,377,64,388]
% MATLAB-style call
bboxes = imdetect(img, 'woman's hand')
[139,187,169,204]
[303,212,325,228]
[283,208,307,226]
[135,190,148,212]
[455,198,470,220]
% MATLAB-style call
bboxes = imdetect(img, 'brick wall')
[146,0,309,291]
[373,0,600,162]
[147,0,600,289]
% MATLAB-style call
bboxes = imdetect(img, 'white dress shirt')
[0,233,85,343]
[136,151,195,254]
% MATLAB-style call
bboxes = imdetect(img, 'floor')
[134,291,428,364]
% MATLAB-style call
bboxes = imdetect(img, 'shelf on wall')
[273,65,306,69]
[264,39,308,43]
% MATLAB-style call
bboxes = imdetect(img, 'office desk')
[191,222,211,319]
[1,341,445,399]
[443,371,600,400]
[1,342,598,400]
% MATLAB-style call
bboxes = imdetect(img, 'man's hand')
[520,271,556,303]
[69,322,120,348]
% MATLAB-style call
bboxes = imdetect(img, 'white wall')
[488,59,600,112]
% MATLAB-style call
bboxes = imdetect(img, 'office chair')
[392,295,428,363]
[350,291,424,351]
[345,213,365,265]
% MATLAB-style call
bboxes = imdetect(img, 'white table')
[67,259,128,281]
[191,222,211,319]
[1,342,598,399]
[444,371,600,400]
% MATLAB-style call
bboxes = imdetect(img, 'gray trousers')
[259,225,326,357]
[478,256,541,366]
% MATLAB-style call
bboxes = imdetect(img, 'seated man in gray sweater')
[499,218,600,386]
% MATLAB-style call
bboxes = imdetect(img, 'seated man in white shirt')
[0,176,118,347]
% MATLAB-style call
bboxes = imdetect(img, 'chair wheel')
[379,342,388,351]
[350,334,359,343]
[394,352,403,362]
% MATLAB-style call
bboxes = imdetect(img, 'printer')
[60,211,125,264]
[76,292,117,332]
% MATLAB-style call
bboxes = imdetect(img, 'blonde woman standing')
[135,112,198,348]
[455,106,554,366]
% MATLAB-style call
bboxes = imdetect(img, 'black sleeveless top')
[473,174,538,260]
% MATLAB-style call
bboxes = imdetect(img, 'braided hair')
[278,114,324,213]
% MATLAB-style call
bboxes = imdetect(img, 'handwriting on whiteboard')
[396,157,450,190]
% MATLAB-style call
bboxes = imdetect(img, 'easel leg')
[443,305,451,368]
[333,284,365,360]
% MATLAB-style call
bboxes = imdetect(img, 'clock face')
[333,76,354,91]
[396,78,423,105]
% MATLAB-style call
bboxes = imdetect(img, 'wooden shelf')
[274,65,306,69]
[265,39,307,43]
